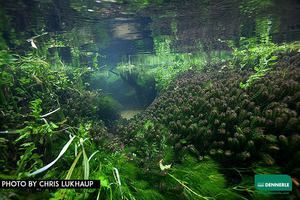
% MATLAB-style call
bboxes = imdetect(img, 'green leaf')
[65,151,82,180]
[29,135,76,176]
[99,175,110,188]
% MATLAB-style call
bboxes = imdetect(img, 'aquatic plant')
[0,49,122,130]
[0,49,124,199]
[161,155,243,200]
[226,17,300,89]
[1,1,300,199]
[228,36,289,89]
[119,52,300,180]
[117,36,230,92]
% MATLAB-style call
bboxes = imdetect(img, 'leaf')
[99,175,110,188]
[65,151,82,180]
[269,55,277,61]
[28,135,76,176]
[16,131,31,142]
[80,138,89,180]
[88,150,99,161]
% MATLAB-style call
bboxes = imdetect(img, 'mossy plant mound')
[118,52,300,175]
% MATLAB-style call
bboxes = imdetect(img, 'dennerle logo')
[255,174,292,192]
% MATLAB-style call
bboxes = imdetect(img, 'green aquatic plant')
[117,37,229,91]
[1,1,300,199]
[229,36,288,89]
[92,153,165,200]
[227,17,300,89]
[0,98,59,178]
[127,120,171,166]
[50,149,166,200]
[0,49,126,199]
[121,51,300,180]
[160,155,242,200]
[0,49,120,129]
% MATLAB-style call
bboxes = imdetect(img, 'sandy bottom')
[120,109,143,119]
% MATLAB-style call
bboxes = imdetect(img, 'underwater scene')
[0,0,300,199]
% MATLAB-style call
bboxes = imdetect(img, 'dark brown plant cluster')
[117,52,300,175]
[58,89,120,125]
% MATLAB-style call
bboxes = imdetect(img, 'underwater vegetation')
[116,50,300,199]
[116,37,230,93]
[119,50,300,165]
[1,31,300,200]
[0,51,120,130]
[1,0,300,199]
